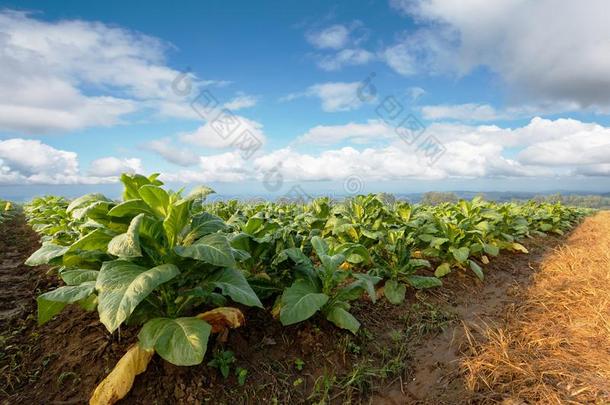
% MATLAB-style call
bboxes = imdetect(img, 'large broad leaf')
[60,268,100,285]
[352,273,381,303]
[449,246,470,263]
[325,304,360,334]
[138,185,170,218]
[37,282,96,324]
[434,262,452,278]
[108,199,154,218]
[190,212,226,238]
[67,229,114,254]
[163,200,190,248]
[89,344,153,405]
[483,243,500,256]
[280,279,329,326]
[139,317,211,366]
[108,214,144,258]
[311,236,329,257]
[203,268,263,308]
[96,261,180,332]
[405,275,442,289]
[174,233,235,267]
[185,185,215,202]
[121,173,155,201]
[25,243,68,266]
[384,280,406,304]
[66,193,109,214]
[469,260,484,281]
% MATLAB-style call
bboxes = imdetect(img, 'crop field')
[1,173,602,404]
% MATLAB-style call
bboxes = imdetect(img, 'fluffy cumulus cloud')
[387,0,610,110]
[160,117,610,184]
[297,120,394,145]
[0,10,226,134]
[0,138,127,184]
[161,152,249,183]
[88,157,143,177]
[144,138,200,167]
[1,117,608,185]
[282,82,373,112]
[180,115,267,149]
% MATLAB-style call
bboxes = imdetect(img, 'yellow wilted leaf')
[196,307,245,334]
[512,242,529,253]
[481,255,490,264]
[271,299,282,319]
[90,344,153,405]
[339,261,351,271]
[412,250,423,259]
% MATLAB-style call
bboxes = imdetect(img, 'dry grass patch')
[462,211,610,404]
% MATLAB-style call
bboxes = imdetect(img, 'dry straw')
[462,211,610,404]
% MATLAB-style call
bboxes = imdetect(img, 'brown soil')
[0,214,580,404]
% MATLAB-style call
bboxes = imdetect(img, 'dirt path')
[372,234,566,404]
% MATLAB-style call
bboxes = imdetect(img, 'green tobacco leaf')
[483,243,500,256]
[434,262,452,278]
[66,193,108,214]
[185,186,215,201]
[163,200,190,247]
[469,260,484,281]
[325,304,360,334]
[139,317,211,366]
[190,212,226,238]
[174,233,235,267]
[280,279,329,326]
[384,280,406,304]
[67,229,114,254]
[108,199,154,217]
[352,273,381,303]
[60,269,100,285]
[405,275,442,289]
[108,214,144,258]
[96,261,180,333]
[449,246,470,263]
[138,185,170,218]
[25,243,68,266]
[203,268,263,308]
[37,282,96,324]
[311,236,329,257]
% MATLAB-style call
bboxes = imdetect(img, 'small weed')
[208,350,236,379]
[294,358,305,371]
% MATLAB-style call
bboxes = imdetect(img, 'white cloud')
[223,94,258,110]
[161,152,249,183]
[305,24,351,49]
[144,138,200,167]
[0,10,227,134]
[317,48,375,71]
[282,82,373,112]
[180,115,267,149]
[297,120,393,145]
[0,138,116,184]
[383,43,417,76]
[386,0,610,110]
[88,157,143,177]
[422,103,500,121]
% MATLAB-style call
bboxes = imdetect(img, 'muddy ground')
[0,213,566,404]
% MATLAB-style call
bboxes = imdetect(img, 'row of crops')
[21,173,589,403]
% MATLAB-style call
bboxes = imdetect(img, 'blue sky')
[0,0,609,200]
